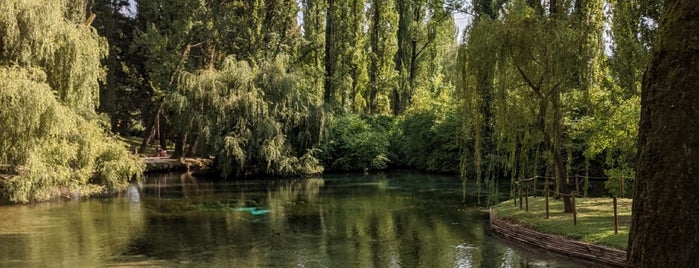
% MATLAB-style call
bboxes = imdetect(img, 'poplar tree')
[367,0,398,114]
[393,0,456,115]
[324,0,368,112]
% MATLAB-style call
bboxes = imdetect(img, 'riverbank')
[143,157,212,173]
[490,197,632,267]
[490,209,626,267]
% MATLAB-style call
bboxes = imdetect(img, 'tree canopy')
[0,0,143,202]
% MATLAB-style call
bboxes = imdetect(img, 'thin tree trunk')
[158,113,167,150]
[368,0,381,114]
[627,0,699,266]
[324,0,335,107]
[139,120,155,154]
[537,95,572,212]
[186,132,198,157]
[551,89,572,212]
[393,0,407,115]
[172,131,187,159]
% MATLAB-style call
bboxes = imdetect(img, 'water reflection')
[0,172,609,267]
[0,196,145,267]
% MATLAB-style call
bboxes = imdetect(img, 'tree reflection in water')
[0,172,601,267]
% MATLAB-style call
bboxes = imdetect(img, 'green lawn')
[493,196,632,249]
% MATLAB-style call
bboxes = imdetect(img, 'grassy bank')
[493,197,631,249]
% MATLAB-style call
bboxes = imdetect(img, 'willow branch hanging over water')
[171,55,325,178]
[0,0,144,203]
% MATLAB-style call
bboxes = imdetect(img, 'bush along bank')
[319,111,462,173]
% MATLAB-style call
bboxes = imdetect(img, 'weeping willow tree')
[458,0,507,205]
[0,0,143,203]
[459,0,615,209]
[170,56,325,177]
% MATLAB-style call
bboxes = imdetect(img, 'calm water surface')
[0,171,609,267]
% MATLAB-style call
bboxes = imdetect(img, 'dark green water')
[0,171,608,267]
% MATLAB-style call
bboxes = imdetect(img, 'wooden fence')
[512,175,631,233]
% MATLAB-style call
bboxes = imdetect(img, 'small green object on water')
[234,207,271,215]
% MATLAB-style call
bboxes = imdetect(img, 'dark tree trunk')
[391,88,401,116]
[393,0,408,115]
[549,0,558,15]
[551,89,572,212]
[537,95,572,213]
[139,100,165,154]
[627,1,699,266]
[158,113,167,150]
[186,132,198,157]
[139,122,155,154]
[368,0,381,114]
[172,131,187,159]
[323,0,335,107]
[139,108,156,154]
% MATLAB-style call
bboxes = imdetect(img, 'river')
[0,171,609,267]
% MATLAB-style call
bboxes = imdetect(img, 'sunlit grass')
[493,196,632,249]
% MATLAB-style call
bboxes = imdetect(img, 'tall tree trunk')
[139,107,156,154]
[549,0,557,14]
[368,0,381,114]
[172,131,187,159]
[537,94,572,212]
[393,0,408,115]
[139,119,155,154]
[627,0,699,266]
[186,132,198,156]
[323,0,335,107]
[551,88,572,212]
[158,113,167,150]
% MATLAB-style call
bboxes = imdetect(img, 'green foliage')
[367,0,399,114]
[572,81,640,180]
[0,1,143,203]
[396,84,462,173]
[321,114,394,171]
[457,0,644,194]
[0,0,108,114]
[0,67,143,203]
[603,168,634,197]
[320,74,463,173]
[173,56,324,177]
[396,111,462,173]
[393,0,457,114]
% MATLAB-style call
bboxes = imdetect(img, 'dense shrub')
[320,114,395,171]
[394,109,462,173]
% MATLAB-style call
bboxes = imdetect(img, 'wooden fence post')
[519,178,523,210]
[572,191,577,226]
[545,183,550,219]
[525,183,529,212]
[575,175,580,194]
[620,176,625,197]
[613,196,619,234]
